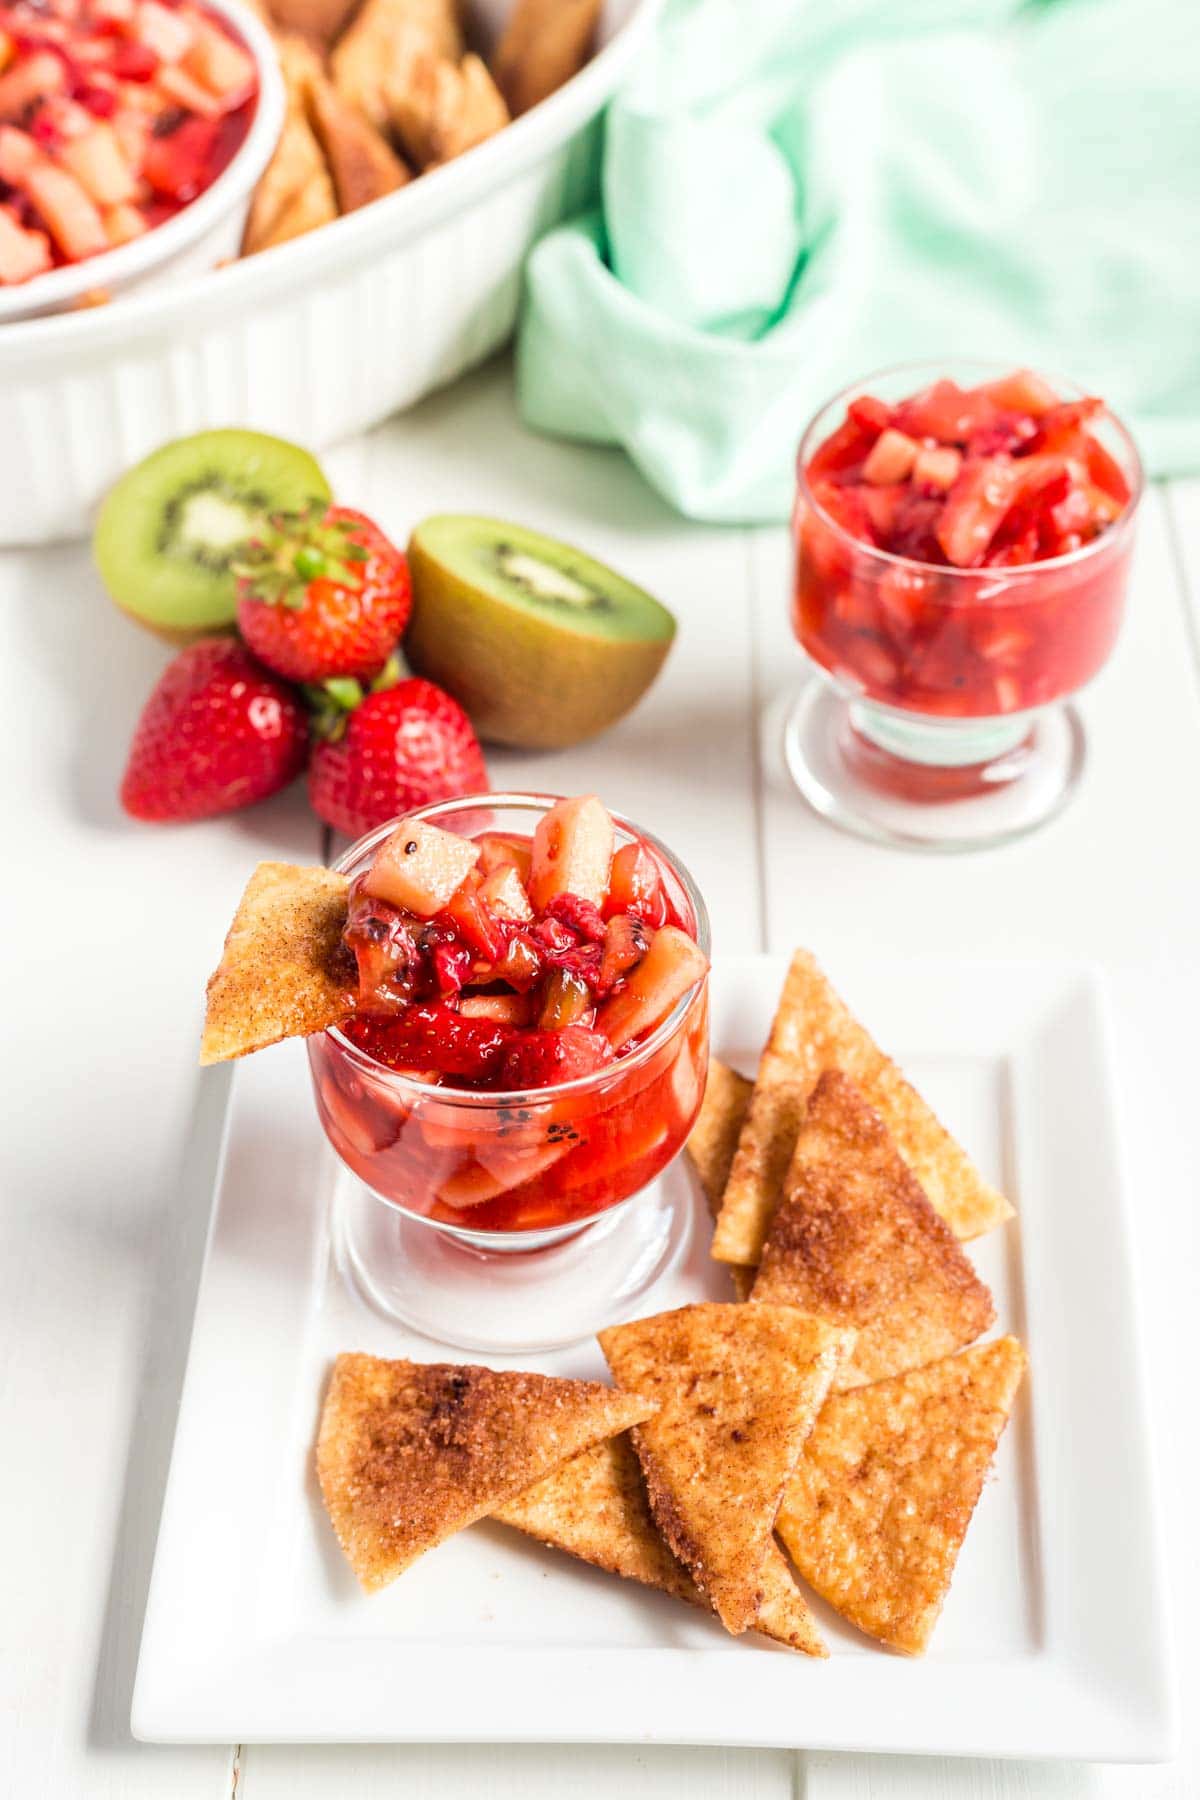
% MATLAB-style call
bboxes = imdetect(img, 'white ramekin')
[0,0,660,545]
[0,0,285,327]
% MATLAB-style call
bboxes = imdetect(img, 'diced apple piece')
[459,993,533,1025]
[135,1,194,64]
[479,862,532,923]
[24,162,108,261]
[912,444,961,492]
[182,15,256,101]
[0,126,34,184]
[103,201,147,246]
[0,205,51,283]
[528,795,613,914]
[477,831,532,881]
[0,53,66,122]
[156,64,222,117]
[863,428,917,486]
[0,31,14,76]
[437,1138,571,1210]
[59,123,137,206]
[981,368,1058,417]
[363,820,480,918]
[596,926,708,1051]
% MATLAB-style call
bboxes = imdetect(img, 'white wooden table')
[3,358,1197,1800]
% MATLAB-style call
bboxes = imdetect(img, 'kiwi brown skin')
[405,524,676,750]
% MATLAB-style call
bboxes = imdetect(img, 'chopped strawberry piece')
[109,40,158,80]
[441,878,506,962]
[936,456,1019,567]
[846,394,892,438]
[806,416,873,481]
[344,1004,515,1083]
[894,379,995,445]
[431,940,472,996]
[499,1026,614,1092]
[603,840,668,928]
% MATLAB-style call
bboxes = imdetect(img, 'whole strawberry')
[235,505,411,684]
[309,677,488,838]
[121,639,308,822]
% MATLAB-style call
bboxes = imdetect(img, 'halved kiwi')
[406,516,677,750]
[93,429,332,636]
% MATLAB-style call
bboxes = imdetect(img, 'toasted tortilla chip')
[242,37,337,253]
[599,1303,854,1636]
[686,1058,753,1214]
[308,68,411,211]
[200,863,355,1064]
[331,0,460,130]
[268,0,359,48]
[751,1071,995,1388]
[390,51,508,168]
[778,1337,1026,1654]
[712,950,1013,1266]
[494,1431,825,1655]
[685,1058,755,1299]
[317,1353,656,1591]
[492,0,600,116]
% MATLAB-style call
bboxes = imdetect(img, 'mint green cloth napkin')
[516,0,1200,522]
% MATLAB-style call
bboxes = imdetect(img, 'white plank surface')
[1,358,1197,1799]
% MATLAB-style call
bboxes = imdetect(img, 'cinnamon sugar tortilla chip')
[390,51,509,168]
[751,1071,995,1389]
[317,1353,656,1591]
[494,1432,825,1655]
[712,950,1013,1265]
[491,0,601,116]
[308,68,411,211]
[599,1302,854,1636]
[685,1058,755,1299]
[242,37,336,252]
[200,863,356,1065]
[778,1337,1026,1654]
[331,0,461,130]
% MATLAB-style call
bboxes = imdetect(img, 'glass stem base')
[785,680,1086,851]
[334,1168,691,1354]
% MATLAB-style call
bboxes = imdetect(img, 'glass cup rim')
[794,356,1145,591]
[323,790,711,1107]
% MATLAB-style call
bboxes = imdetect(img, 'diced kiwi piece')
[93,429,331,636]
[406,516,677,750]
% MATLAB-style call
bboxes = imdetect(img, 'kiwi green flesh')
[406,516,677,751]
[410,516,676,645]
[93,429,331,633]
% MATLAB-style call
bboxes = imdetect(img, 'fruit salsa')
[308,795,711,1234]
[0,0,258,284]
[793,369,1139,720]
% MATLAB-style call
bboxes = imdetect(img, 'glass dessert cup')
[786,360,1143,851]
[307,793,711,1352]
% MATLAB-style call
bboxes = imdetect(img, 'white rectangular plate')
[134,955,1175,1759]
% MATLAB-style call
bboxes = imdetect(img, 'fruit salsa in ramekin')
[308,792,711,1243]
[0,0,260,283]
[787,361,1142,850]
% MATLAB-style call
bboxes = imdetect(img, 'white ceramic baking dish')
[0,0,658,545]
